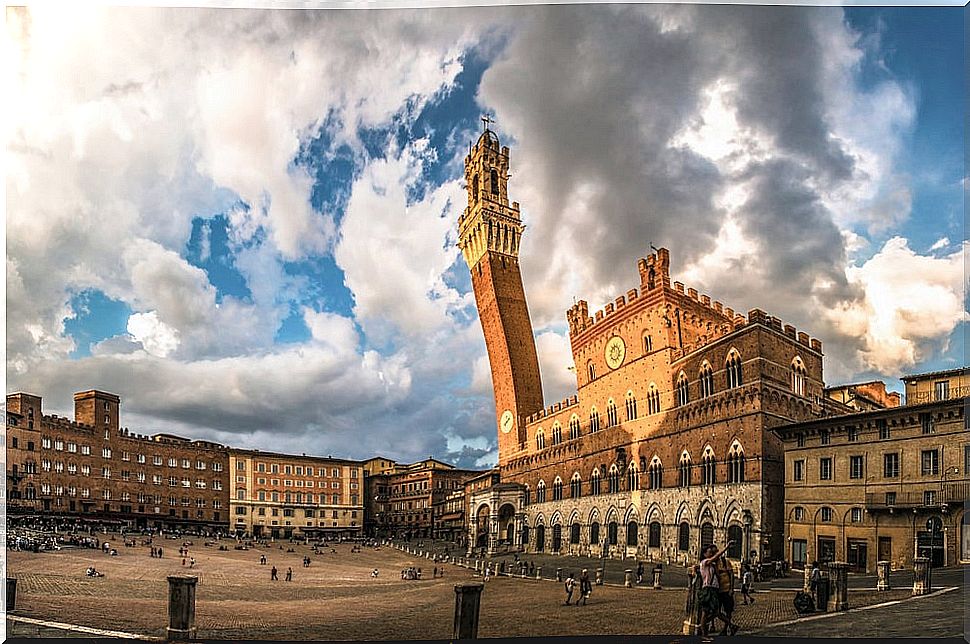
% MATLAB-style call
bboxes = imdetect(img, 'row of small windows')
[792,506,865,523]
[535,389,660,449]
[527,444,747,503]
[523,521,743,556]
[793,416,939,448]
[792,448,951,482]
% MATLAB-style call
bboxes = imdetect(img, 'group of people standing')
[562,570,593,606]
[697,540,742,637]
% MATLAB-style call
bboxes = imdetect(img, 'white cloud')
[825,237,966,374]
[127,311,180,357]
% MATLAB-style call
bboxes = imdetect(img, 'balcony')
[864,483,968,510]
[906,386,970,405]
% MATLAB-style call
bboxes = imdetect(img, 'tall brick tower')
[458,121,544,464]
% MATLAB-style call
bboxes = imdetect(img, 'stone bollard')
[876,561,891,591]
[803,565,812,592]
[166,575,198,641]
[6,578,17,612]
[653,567,662,590]
[912,557,931,596]
[536,566,543,580]
[453,582,484,639]
[682,567,702,635]
[827,562,848,611]
[556,567,563,582]
[624,569,633,588]
[595,568,604,585]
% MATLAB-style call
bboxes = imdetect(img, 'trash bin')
[816,575,831,612]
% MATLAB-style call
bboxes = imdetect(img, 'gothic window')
[678,522,690,551]
[608,465,620,494]
[648,457,663,490]
[570,522,581,544]
[647,384,661,415]
[727,442,746,483]
[523,485,531,506]
[679,451,692,488]
[643,333,653,353]
[627,464,640,491]
[536,429,545,450]
[552,423,562,445]
[590,468,602,495]
[607,400,618,427]
[625,391,638,421]
[791,357,806,397]
[569,415,581,440]
[472,174,479,203]
[726,350,743,388]
[552,477,564,501]
[608,521,618,545]
[699,362,715,398]
[570,473,582,499]
[587,361,596,383]
[590,522,600,544]
[676,372,690,406]
[536,480,546,503]
[626,521,639,546]
[490,169,499,195]
[589,408,601,432]
[649,521,661,548]
[702,447,716,486]
[552,524,562,552]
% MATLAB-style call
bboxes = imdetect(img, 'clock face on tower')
[500,409,515,434]
[605,336,626,370]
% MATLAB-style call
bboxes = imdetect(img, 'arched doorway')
[536,524,546,552]
[498,503,516,546]
[727,525,743,559]
[917,515,945,567]
[475,504,490,549]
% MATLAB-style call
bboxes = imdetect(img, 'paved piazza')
[4,536,937,639]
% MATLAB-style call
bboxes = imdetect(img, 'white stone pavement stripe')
[747,586,959,633]
[7,615,164,640]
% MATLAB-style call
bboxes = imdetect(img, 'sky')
[5,3,966,469]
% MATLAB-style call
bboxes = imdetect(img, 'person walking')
[189,557,196,568]
[636,561,644,584]
[271,566,278,581]
[578,569,592,605]
[285,567,293,582]
[741,564,755,605]
[809,561,821,606]
[714,550,739,636]
[563,572,576,605]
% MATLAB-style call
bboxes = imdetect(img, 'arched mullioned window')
[626,521,639,546]
[590,468,602,495]
[699,362,715,398]
[551,423,562,445]
[727,442,746,483]
[627,464,640,491]
[625,391,638,421]
[569,415,581,440]
[589,408,601,432]
[791,357,806,397]
[523,485,531,506]
[587,361,596,383]
[570,473,582,499]
[678,522,690,551]
[570,522,581,544]
[726,350,743,389]
[648,457,663,490]
[649,521,661,548]
[643,333,653,353]
[647,383,661,415]
[607,399,618,427]
[490,169,499,195]
[676,372,690,406]
[702,446,716,486]
[552,477,564,501]
[679,451,692,488]
[535,429,545,450]
[608,465,621,494]
[472,174,479,203]
[536,480,546,503]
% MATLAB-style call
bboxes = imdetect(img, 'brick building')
[363,458,481,539]
[458,126,866,564]
[776,368,969,571]
[6,391,229,531]
[228,449,364,539]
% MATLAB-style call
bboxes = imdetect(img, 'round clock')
[500,409,515,434]
[605,335,626,369]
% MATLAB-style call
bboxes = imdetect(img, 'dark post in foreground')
[167,575,198,641]
[912,557,931,596]
[682,566,702,635]
[876,560,891,590]
[6,578,17,612]
[453,582,484,639]
[827,562,848,611]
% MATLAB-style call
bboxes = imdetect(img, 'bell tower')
[458,120,544,464]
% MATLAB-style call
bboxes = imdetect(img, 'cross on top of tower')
[481,114,493,131]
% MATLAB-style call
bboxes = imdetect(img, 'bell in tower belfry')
[457,119,544,465]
